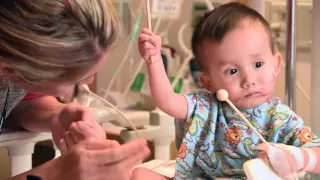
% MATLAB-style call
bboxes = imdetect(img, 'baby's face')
[199,19,282,108]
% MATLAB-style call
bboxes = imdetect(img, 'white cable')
[177,23,191,55]
[104,42,134,96]
[170,22,194,87]
[120,16,163,96]
[126,0,143,18]
[204,0,214,11]
[153,15,163,35]
[171,52,193,88]
[127,0,140,17]
[158,20,174,38]
[172,1,214,86]
[121,10,165,97]
[122,58,145,96]
[82,85,140,138]
[83,85,92,107]
[104,2,145,97]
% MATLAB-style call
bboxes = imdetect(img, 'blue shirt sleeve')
[174,91,218,179]
[184,91,214,120]
[175,91,214,150]
[274,104,320,147]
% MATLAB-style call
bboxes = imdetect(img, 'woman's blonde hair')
[0,0,119,82]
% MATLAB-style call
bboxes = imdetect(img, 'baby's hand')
[257,143,304,179]
[138,28,162,63]
[51,103,106,154]
[59,121,106,154]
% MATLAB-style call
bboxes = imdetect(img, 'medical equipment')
[122,0,184,97]
[0,131,53,176]
[112,0,132,35]
[120,109,175,160]
[104,9,143,96]
[243,158,284,180]
[118,0,186,161]
[170,0,214,90]
[80,83,175,160]
[83,85,140,137]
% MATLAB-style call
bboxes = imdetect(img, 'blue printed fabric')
[174,91,320,179]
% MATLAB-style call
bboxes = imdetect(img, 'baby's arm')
[280,113,320,173]
[259,143,320,175]
[259,106,320,177]
[301,146,320,173]
[138,28,187,119]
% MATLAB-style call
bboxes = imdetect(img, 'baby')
[135,2,320,180]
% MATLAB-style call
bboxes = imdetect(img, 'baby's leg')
[131,168,172,180]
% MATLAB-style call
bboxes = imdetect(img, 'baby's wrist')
[289,146,306,170]
[300,148,317,172]
[275,144,305,171]
[146,54,162,66]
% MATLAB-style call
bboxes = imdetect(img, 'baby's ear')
[199,75,215,92]
[273,52,282,77]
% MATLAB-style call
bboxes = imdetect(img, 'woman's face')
[8,52,108,97]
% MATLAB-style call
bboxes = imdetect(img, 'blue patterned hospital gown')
[174,91,320,179]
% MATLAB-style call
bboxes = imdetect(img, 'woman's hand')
[50,103,106,153]
[59,138,150,180]
[11,138,150,180]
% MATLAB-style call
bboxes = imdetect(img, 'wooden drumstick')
[216,89,267,144]
[145,0,155,64]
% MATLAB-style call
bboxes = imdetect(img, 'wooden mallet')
[145,0,155,64]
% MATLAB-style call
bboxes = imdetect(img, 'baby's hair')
[0,0,119,83]
[191,2,274,72]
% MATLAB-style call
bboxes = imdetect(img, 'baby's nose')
[241,74,256,88]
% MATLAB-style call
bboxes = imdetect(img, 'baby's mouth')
[244,92,264,98]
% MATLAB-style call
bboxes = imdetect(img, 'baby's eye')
[227,69,237,75]
[254,62,264,68]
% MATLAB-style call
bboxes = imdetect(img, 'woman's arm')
[10,157,60,180]
[5,96,66,132]
[11,138,151,180]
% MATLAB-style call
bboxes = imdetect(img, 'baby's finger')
[77,121,97,138]
[69,122,84,143]
[140,41,157,50]
[139,36,158,49]
[91,139,149,165]
[145,36,158,48]
[255,143,269,151]
[138,34,152,43]
[81,138,120,150]
[142,28,153,36]
[141,50,158,61]
[78,121,106,139]
[81,108,96,128]
[59,138,67,155]
[64,131,76,150]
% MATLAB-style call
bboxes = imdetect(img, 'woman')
[0,0,150,179]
